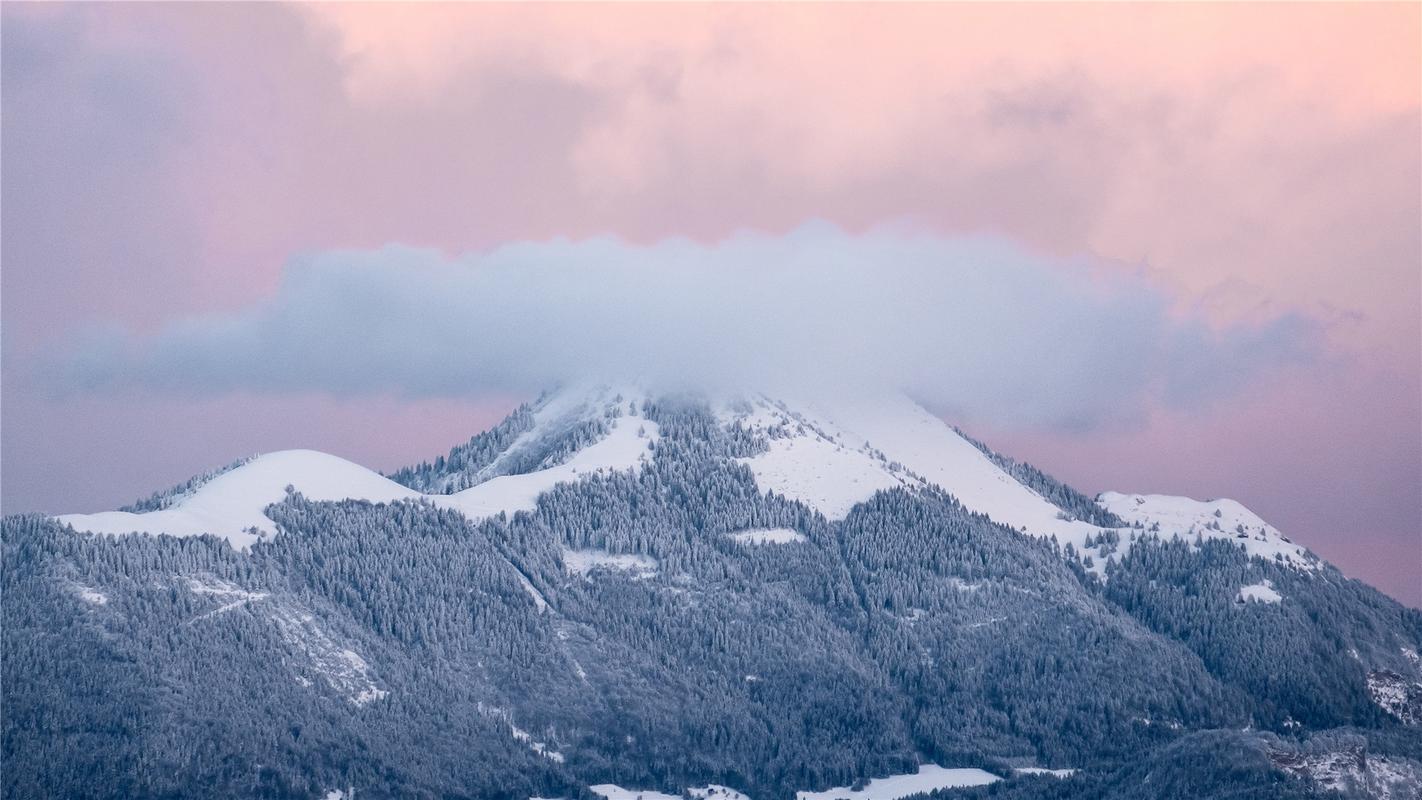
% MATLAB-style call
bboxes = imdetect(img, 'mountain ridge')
[9,384,1421,799]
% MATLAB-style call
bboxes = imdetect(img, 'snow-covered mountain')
[9,384,1422,800]
[57,385,1312,576]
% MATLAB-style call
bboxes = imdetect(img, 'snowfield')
[727,528,808,545]
[72,585,108,606]
[1098,492,1317,570]
[439,412,658,519]
[57,449,422,549]
[795,765,1000,800]
[57,411,659,548]
[738,430,907,519]
[56,385,1307,586]
[589,786,682,800]
[688,786,752,800]
[1238,580,1283,604]
[563,549,658,577]
[729,393,1102,550]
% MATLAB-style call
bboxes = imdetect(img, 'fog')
[57,223,1318,432]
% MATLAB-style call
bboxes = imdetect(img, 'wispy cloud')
[54,224,1318,431]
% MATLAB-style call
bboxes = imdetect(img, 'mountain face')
[5,386,1420,800]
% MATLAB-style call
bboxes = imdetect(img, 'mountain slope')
[9,385,1420,800]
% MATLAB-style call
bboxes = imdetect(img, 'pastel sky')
[3,3,1418,605]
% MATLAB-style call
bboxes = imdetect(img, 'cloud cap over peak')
[55,224,1318,432]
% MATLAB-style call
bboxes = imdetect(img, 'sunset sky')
[3,2,1418,605]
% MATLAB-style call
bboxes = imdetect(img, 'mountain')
[5,385,1420,800]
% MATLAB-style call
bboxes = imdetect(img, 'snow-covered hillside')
[726,393,1103,544]
[1098,492,1317,570]
[58,389,659,548]
[722,391,1315,576]
[58,385,1308,580]
[56,450,423,549]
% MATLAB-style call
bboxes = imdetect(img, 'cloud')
[53,224,1319,431]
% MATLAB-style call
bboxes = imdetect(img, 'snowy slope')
[56,450,423,549]
[1098,492,1317,569]
[727,528,808,545]
[58,402,660,548]
[728,392,1101,549]
[1238,580,1284,604]
[58,385,1307,579]
[440,412,656,518]
[727,391,1311,576]
[795,765,1000,800]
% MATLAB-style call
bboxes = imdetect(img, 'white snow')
[57,450,423,549]
[1013,768,1076,778]
[1099,492,1316,570]
[589,786,682,800]
[439,413,658,519]
[730,392,1099,547]
[184,576,270,620]
[805,394,1101,541]
[724,392,1315,580]
[73,586,108,605]
[590,784,750,800]
[796,765,1000,800]
[727,528,808,545]
[563,549,658,577]
[689,786,752,800]
[57,405,659,549]
[512,568,550,612]
[1237,580,1283,604]
[1367,671,1422,725]
[739,429,907,520]
[57,386,1310,589]
[270,606,387,706]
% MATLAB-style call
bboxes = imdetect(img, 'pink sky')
[3,2,1418,605]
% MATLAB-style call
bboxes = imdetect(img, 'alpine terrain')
[5,385,1420,800]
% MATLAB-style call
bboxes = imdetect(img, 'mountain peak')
[57,386,1315,579]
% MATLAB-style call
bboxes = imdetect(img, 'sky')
[2,2,1418,606]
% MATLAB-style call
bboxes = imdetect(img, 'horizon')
[3,2,1418,608]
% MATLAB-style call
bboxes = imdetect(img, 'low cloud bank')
[56,224,1318,431]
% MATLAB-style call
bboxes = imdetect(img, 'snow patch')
[739,428,905,520]
[563,549,658,577]
[796,765,1000,800]
[689,786,752,800]
[57,414,659,548]
[58,450,423,549]
[1098,492,1316,570]
[72,585,108,605]
[270,606,387,706]
[184,575,270,620]
[1368,670,1422,725]
[729,393,1103,551]
[1238,580,1283,604]
[511,567,550,612]
[589,786,682,800]
[440,414,658,519]
[727,528,807,545]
